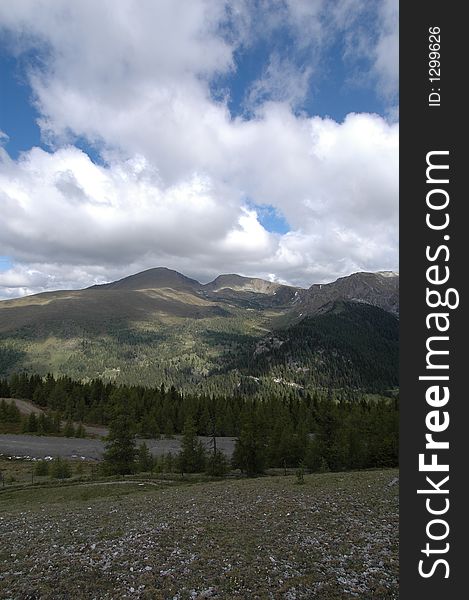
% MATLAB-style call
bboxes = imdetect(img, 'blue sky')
[0,0,398,297]
[1,6,389,160]
[215,32,387,123]
[0,52,42,158]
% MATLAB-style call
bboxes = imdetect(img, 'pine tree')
[27,412,38,433]
[74,423,86,438]
[103,410,136,475]
[64,420,75,437]
[163,452,174,473]
[232,414,266,476]
[137,442,153,472]
[177,416,206,474]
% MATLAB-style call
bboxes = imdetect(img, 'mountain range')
[0,268,399,395]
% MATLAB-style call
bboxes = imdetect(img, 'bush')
[50,457,72,479]
[206,450,229,477]
[34,460,49,476]
[295,461,306,485]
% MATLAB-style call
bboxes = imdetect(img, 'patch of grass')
[0,481,160,511]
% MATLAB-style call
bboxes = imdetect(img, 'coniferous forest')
[0,371,398,474]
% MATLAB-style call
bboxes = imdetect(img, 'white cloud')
[0,108,397,296]
[0,0,398,298]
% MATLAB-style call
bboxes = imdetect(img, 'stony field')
[0,469,398,599]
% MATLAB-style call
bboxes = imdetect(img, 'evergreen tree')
[163,451,174,473]
[137,441,153,472]
[0,400,21,423]
[64,419,76,437]
[27,412,38,433]
[177,416,206,474]
[74,423,86,438]
[103,409,136,475]
[232,413,266,476]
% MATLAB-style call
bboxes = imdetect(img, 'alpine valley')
[0,268,399,396]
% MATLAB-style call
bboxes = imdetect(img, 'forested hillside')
[224,301,399,393]
[0,372,398,472]
[0,268,399,395]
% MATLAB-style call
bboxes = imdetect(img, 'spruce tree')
[103,409,136,475]
[177,416,206,474]
[64,420,75,437]
[232,414,266,476]
[27,412,38,433]
[137,442,153,472]
[75,423,86,438]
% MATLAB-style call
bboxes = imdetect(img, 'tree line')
[1,372,398,475]
[0,398,86,437]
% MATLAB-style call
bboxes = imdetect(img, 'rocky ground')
[0,469,398,599]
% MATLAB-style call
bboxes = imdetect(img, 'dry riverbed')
[0,469,398,599]
[0,434,236,461]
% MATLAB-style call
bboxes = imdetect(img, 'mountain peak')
[90,267,202,292]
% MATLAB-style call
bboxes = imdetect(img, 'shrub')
[34,460,49,476]
[50,457,72,479]
[295,461,306,485]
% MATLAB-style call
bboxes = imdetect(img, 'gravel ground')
[0,469,399,599]
[0,434,236,460]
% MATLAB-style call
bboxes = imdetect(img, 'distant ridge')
[204,274,289,295]
[299,271,399,317]
[0,267,399,391]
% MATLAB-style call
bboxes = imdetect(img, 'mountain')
[297,271,399,318]
[223,300,399,393]
[205,274,284,294]
[0,268,399,394]
[90,267,203,292]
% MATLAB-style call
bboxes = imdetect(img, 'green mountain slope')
[221,301,399,393]
[0,268,399,393]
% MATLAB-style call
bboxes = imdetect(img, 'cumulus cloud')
[0,109,397,295]
[0,0,398,298]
